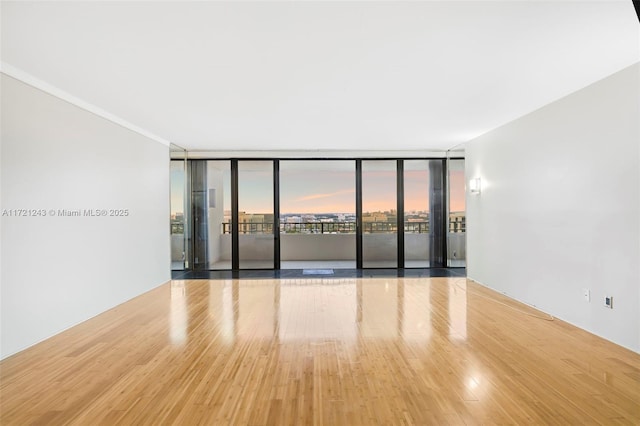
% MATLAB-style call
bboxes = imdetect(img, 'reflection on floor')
[2,277,638,424]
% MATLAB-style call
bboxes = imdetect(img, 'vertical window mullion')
[397,159,404,268]
[231,159,239,270]
[273,160,280,270]
[428,159,446,267]
[356,159,363,269]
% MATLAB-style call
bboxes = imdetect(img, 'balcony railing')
[185,218,464,235]
[449,219,466,233]
[280,222,356,234]
[404,222,430,234]
[171,222,184,234]
[221,221,438,234]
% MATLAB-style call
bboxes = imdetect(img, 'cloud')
[296,189,355,202]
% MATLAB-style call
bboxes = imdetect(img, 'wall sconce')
[469,178,481,194]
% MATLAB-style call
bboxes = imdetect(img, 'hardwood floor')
[1,277,639,425]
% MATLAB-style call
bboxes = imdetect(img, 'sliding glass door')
[188,160,232,270]
[404,160,431,267]
[170,159,187,270]
[238,161,275,269]
[279,160,356,269]
[183,157,457,270]
[206,161,232,269]
[447,159,466,267]
[362,160,398,268]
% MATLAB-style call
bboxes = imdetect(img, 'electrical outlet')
[582,288,590,302]
[604,296,613,309]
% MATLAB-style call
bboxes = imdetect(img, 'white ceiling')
[2,1,638,152]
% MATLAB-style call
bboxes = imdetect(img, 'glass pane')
[448,159,466,267]
[404,160,430,267]
[170,160,186,270]
[238,161,274,269]
[362,160,397,268]
[206,161,232,269]
[280,160,356,269]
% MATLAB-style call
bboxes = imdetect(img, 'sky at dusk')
[254,162,466,214]
[171,160,467,215]
[404,170,430,212]
[361,170,396,213]
[239,169,273,213]
[281,169,355,214]
[449,169,466,212]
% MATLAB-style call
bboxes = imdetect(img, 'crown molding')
[0,62,171,147]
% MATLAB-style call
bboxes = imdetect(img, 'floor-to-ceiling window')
[170,143,189,271]
[362,160,398,268]
[447,158,466,267]
[238,161,275,269]
[180,157,461,271]
[206,161,232,269]
[190,160,232,270]
[404,160,431,268]
[170,160,187,270]
[280,160,356,269]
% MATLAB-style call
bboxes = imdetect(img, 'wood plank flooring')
[1,277,639,425]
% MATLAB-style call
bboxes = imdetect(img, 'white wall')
[0,74,170,359]
[466,63,640,353]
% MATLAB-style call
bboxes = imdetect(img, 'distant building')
[449,211,465,233]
